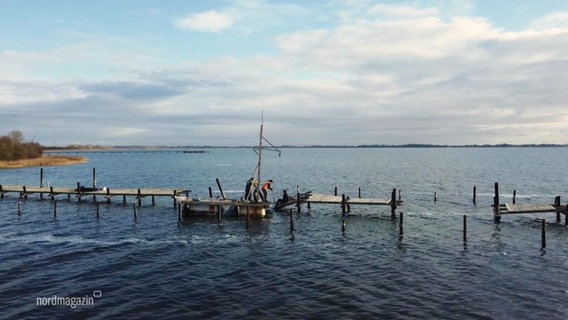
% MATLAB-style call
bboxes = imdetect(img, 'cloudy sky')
[1,0,568,146]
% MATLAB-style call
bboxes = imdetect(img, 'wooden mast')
[257,112,263,185]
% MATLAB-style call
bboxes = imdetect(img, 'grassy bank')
[0,155,88,169]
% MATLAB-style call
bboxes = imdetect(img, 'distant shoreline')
[0,155,88,169]
[43,143,568,149]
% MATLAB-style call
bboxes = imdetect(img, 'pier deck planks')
[0,185,188,198]
[503,203,558,214]
[306,193,391,205]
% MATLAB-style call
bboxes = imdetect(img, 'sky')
[1,0,568,146]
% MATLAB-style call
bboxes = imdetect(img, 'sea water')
[1,147,568,319]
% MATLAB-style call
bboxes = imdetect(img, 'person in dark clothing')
[244,177,254,201]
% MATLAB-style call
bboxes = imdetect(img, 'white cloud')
[175,10,235,32]
[528,11,568,30]
[2,1,568,146]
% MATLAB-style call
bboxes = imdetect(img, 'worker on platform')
[261,180,273,201]
[244,177,254,201]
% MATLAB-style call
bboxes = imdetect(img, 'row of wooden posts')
[12,195,551,249]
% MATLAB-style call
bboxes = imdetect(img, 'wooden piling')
[493,182,500,223]
[512,190,516,204]
[541,219,546,249]
[39,168,44,200]
[434,192,437,202]
[106,188,111,204]
[178,202,182,222]
[296,190,301,213]
[398,189,401,201]
[390,188,397,217]
[208,187,213,198]
[358,187,361,198]
[463,215,467,243]
[334,186,338,196]
[399,211,404,238]
[0,185,4,199]
[136,189,141,206]
[50,186,54,201]
[23,185,28,199]
[555,196,561,223]
[76,182,81,202]
[216,178,226,200]
[472,186,476,204]
[341,194,346,215]
[246,205,250,229]
[92,168,96,188]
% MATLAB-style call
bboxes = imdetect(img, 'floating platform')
[175,196,270,218]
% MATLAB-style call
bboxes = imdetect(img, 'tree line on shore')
[0,131,43,161]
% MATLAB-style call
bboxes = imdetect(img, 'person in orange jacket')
[261,180,273,201]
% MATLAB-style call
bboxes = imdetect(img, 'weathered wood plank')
[306,193,392,205]
[504,203,557,214]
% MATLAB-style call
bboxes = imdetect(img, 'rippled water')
[1,148,568,319]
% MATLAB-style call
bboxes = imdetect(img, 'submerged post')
[473,186,476,204]
[463,215,467,243]
[541,219,546,249]
[555,196,561,223]
[399,212,404,238]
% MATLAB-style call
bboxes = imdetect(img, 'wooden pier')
[284,188,402,215]
[492,182,567,224]
[0,184,189,206]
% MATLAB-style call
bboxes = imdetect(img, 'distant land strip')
[45,143,568,149]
